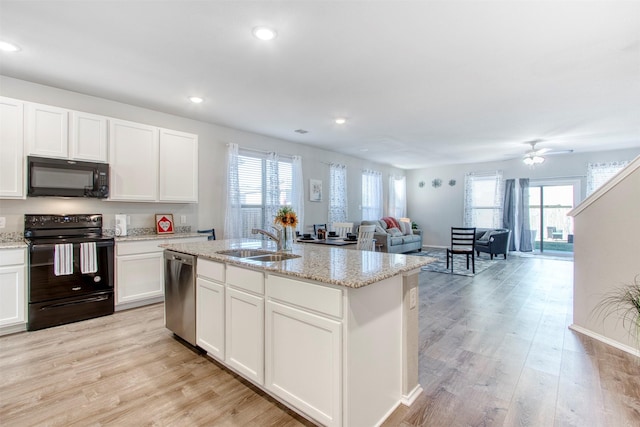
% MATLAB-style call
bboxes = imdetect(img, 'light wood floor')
[1,256,639,426]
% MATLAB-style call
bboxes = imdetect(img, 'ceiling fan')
[522,139,573,165]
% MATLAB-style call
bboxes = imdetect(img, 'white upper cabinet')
[26,102,108,163]
[159,128,198,203]
[69,111,108,162]
[25,102,69,159]
[0,97,25,199]
[109,119,159,201]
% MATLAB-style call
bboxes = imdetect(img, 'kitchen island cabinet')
[196,259,225,360]
[162,239,434,427]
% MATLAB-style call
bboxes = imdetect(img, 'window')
[329,163,347,225]
[362,169,382,220]
[237,151,293,238]
[586,161,629,196]
[388,175,406,218]
[463,171,504,228]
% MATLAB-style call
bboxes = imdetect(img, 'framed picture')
[310,179,322,202]
[156,214,174,234]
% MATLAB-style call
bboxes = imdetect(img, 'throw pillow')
[478,231,494,241]
[388,227,403,237]
[381,216,401,230]
[399,221,411,235]
[375,225,386,234]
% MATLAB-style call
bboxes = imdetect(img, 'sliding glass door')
[528,184,575,253]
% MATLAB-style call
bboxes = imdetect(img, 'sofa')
[474,228,511,259]
[360,217,423,254]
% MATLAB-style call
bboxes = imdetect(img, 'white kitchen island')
[161,239,434,427]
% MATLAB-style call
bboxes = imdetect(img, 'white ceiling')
[1,1,639,169]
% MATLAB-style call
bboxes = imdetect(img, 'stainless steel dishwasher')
[164,250,196,346]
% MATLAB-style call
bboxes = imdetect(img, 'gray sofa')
[360,219,423,254]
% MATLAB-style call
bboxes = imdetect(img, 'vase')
[281,226,294,251]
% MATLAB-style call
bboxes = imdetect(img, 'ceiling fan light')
[523,155,545,165]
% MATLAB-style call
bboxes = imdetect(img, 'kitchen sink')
[216,249,301,262]
[216,249,273,258]
[245,253,300,262]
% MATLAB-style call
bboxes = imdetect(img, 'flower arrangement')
[274,206,298,228]
[274,207,297,251]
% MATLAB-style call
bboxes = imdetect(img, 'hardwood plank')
[1,255,639,426]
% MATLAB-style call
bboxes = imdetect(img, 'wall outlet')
[409,287,417,309]
[180,215,187,224]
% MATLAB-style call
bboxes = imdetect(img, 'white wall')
[0,76,403,235]
[570,159,640,353]
[406,147,640,247]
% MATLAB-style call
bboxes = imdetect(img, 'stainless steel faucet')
[252,227,283,251]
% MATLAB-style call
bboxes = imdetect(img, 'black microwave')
[27,156,109,198]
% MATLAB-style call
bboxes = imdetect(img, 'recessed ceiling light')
[0,41,20,52]
[335,118,347,125]
[189,96,204,104]
[253,26,277,41]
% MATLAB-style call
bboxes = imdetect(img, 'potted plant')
[592,275,640,349]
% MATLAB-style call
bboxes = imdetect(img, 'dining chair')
[332,222,354,238]
[197,229,216,240]
[356,225,376,251]
[446,227,476,274]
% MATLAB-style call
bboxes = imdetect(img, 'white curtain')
[362,169,383,220]
[264,152,280,227]
[463,170,504,228]
[388,175,406,218]
[224,143,243,239]
[291,155,304,233]
[329,163,348,224]
[586,161,629,196]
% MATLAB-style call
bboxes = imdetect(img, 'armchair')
[475,228,511,260]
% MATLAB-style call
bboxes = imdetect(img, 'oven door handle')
[30,241,114,251]
[39,294,111,310]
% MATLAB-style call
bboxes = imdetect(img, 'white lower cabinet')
[0,248,27,333]
[196,259,225,360]
[225,286,264,384]
[116,251,164,305]
[265,274,343,427]
[225,265,265,385]
[265,300,342,427]
[116,236,206,309]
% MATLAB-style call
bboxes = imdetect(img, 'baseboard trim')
[115,296,164,312]
[401,384,423,406]
[0,322,27,337]
[569,324,639,358]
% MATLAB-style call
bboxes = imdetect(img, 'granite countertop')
[115,232,205,242]
[0,241,28,249]
[161,239,435,289]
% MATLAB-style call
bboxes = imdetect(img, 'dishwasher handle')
[164,251,195,266]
